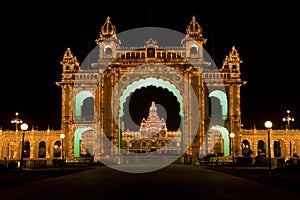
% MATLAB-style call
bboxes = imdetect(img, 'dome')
[185,16,206,43]
[186,16,202,36]
[101,16,116,37]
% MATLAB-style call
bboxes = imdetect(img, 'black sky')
[0,1,299,130]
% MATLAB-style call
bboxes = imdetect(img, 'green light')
[74,126,92,157]
[119,77,183,117]
[209,90,228,120]
[209,125,230,156]
[75,91,93,117]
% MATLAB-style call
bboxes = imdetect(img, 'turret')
[95,16,120,60]
[221,46,242,73]
[59,47,80,80]
[181,16,207,61]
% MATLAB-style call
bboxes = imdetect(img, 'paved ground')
[207,165,300,194]
[0,166,94,188]
[0,164,300,200]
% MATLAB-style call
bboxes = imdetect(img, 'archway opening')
[74,127,93,158]
[75,91,94,121]
[123,86,180,132]
[209,90,228,120]
[208,125,230,156]
[117,77,185,154]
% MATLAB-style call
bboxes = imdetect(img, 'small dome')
[186,16,202,36]
[185,16,206,43]
[101,16,116,37]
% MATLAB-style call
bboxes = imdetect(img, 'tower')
[56,48,79,159]
[220,46,246,156]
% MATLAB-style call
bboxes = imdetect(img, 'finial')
[192,15,196,22]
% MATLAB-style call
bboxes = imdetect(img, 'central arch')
[117,77,184,153]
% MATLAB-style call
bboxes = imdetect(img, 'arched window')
[104,46,112,56]
[274,141,281,157]
[190,46,198,55]
[23,141,30,158]
[257,140,266,157]
[232,64,237,70]
[38,141,46,158]
[242,140,252,157]
[53,141,61,158]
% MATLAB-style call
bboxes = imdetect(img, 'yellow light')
[60,133,65,139]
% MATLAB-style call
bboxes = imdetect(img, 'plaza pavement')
[0,164,300,199]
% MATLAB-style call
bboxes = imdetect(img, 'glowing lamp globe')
[20,123,28,131]
[264,121,272,129]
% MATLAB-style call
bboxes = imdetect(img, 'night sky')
[0,1,299,130]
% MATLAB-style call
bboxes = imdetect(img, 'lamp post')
[264,121,272,175]
[229,132,235,167]
[282,110,294,130]
[60,133,65,169]
[20,123,28,172]
[11,112,23,134]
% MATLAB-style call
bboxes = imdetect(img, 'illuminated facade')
[121,101,181,153]
[56,16,244,163]
[1,16,299,166]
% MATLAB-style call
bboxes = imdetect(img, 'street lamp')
[229,132,235,166]
[282,110,294,130]
[264,121,272,175]
[20,123,28,172]
[60,133,65,168]
[11,112,23,134]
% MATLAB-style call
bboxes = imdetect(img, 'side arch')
[209,90,228,120]
[75,91,94,118]
[74,126,93,158]
[209,125,230,156]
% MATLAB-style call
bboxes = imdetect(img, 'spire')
[60,48,80,67]
[96,16,116,44]
[186,16,207,43]
[60,48,80,72]
[229,46,242,65]
[221,45,242,72]
[149,101,157,113]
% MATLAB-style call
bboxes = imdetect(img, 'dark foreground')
[0,164,300,200]
[208,165,300,194]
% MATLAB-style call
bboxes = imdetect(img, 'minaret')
[221,45,246,156]
[56,47,80,159]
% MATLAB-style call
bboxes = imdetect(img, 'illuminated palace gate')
[56,16,245,162]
